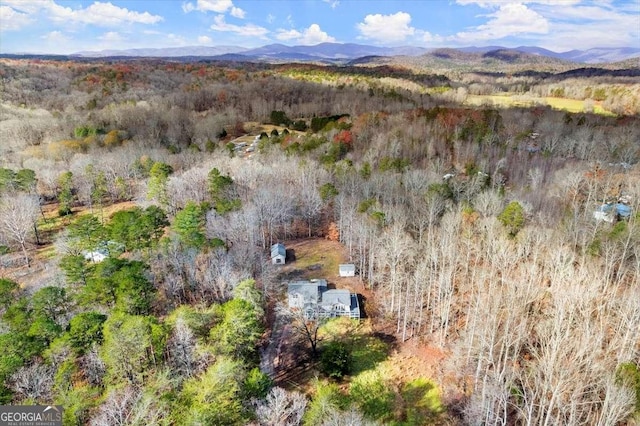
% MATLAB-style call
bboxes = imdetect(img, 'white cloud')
[195,0,233,13]
[539,4,635,22]
[183,0,246,19]
[0,5,33,31]
[535,4,640,50]
[275,29,302,41]
[323,0,340,9]
[41,30,70,43]
[98,31,124,42]
[183,0,245,17]
[528,0,581,4]
[167,33,188,45]
[77,2,163,25]
[454,3,549,42]
[3,1,163,27]
[230,6,245,18]
[356,12,416,43]
[298,24,335,45]
[542,25,636,51]
[182,2,195,13]
[275,24,335,45]
[452,0,638,49]
[198,35,213,44]
[210,15,269,37]
[456,0,581,7]
[1,0,44,14]
[422,32,445,44]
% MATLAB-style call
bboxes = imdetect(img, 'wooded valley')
[0,56,639,425]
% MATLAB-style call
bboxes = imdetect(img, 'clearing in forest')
[465,93,614,115]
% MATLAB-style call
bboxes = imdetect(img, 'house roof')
[287,279,327,304]
[596,203,633,218]
[319,289,360,317]
[339,264,355,272]
[287,279,360,318]
[271,243,286,258]
[321,289,358,310]
[321,289,351,306]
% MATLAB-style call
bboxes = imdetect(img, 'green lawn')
[317,318,446,425]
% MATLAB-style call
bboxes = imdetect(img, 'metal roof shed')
[339,264,356,277]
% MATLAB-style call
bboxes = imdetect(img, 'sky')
[0,0,638,54]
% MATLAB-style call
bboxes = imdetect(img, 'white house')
[271,243,286,265]
[287,279,360,319]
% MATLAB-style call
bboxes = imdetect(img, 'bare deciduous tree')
[277,302,325,357]
[0,192,40,267]
[320,406,379,426]
[9,362,54,402]
[255,386,307,426]
[81,345,106,386]
[167,316,199,380]
[90,386,140,426]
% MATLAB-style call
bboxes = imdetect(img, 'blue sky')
[1,0,638,54]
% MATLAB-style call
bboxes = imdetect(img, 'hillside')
[0,57,638,425]
[350,48,586,73]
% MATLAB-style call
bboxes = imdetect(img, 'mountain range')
[67,43,640,64]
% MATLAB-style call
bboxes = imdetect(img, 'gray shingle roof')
[271,243,285,258]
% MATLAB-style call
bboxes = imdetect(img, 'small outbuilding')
[84,249,108,263]
[271,243,286,265]
[593,202,632,223]
[339,264,356,277]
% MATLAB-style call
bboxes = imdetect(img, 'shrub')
[74,126,100,139]
[269,110,291,126]
[498,201,525,237]
[321,141,349,165]
[243,367,273,400]
[103,130,122,148]
[320,341,351,379]
[616,362,640,414]
[349,370,394,421]
[68,312,107,354]
[378,157,410,172]
[292,120,307,131]
[205,139,216,152]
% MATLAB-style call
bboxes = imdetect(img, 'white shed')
[84,250,108,263]
[339,264,356,277]
[271,243,286,265]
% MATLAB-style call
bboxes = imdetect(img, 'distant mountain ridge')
[66,43,640,64]
[73,45,248,58]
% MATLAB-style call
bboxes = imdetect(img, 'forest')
[0,55,639,425]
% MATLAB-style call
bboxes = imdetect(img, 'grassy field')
[544,96,613,115]
[465,94,615,115]
[282,238,344,280]
[317,317,446,425]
